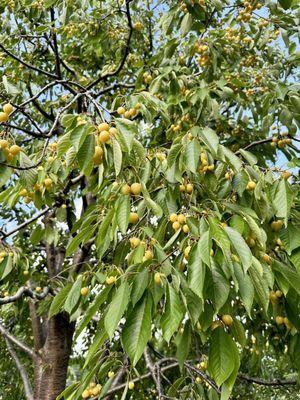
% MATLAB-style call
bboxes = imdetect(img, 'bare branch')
[240,137,273,151]
[2,122,46,139]
[4,338,34,400]
[144,347,163,399]
[238,373,297,387]
[0,322,35,359]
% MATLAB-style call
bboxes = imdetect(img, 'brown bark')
[33,313,75,400]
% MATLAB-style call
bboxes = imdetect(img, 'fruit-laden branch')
[95,358,220,398]
[0,322,35,359]
[238,374,298,387]
[95,361,180,398]
[0,92,83,170]
[4,338,34,400]
[0,286,50,305]
[0,207,50,239]
[86,0,134,90]
[0,43,58,79]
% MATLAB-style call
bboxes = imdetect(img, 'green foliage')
[0,0,299,399]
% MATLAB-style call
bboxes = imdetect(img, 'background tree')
[0,0,299,399]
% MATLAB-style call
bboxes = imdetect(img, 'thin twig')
[4,338,34,400]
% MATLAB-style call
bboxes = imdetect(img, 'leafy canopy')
[0,0,299,399]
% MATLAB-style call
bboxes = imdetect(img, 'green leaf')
[273,261,300,296]
[161,284,185,343]
[77,134,95,175]
[220,145,242,171]
[57,133,71,158]
[188,244,206,300]
[116,196,130,234]
[122,293,152,366]
[180,12,193,35]
[105,281,131,338]
[115,118,137,152]
[239,149,257,165]
[64,276,82,314]
[167,143,182,167]
[66,225,96,257]
[225,227,252,272]
[273,179,293,224]
[220,333,240,400]
[84,320,108,368]
[176,323,191,369]
[19,153,38,189]
[231,319,246,347]
[112,137,122,176]
[131,270,149,306]
[234,266,254,317]
[0,254,13,280]
[185,140,200,173]
[199,127,219,157]
[142,183,163,217]
[280,224,300,255]
[291,249,300,274]
[70,124,89,151]
[49,283,72,318]
[208,328,237,387]
[249,259,269,314]
[206,267,230,311]
[197,230,211,267]
[44,0,58,7]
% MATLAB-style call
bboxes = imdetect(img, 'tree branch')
[0,43,58,79]
[93,361,179,398]
[238,373,298,387]
[0,207,50,239]
[0,322,35,359]
[144,347,163,399]
[4,338,34,400]
[0,286,49,305]
[0,92,82,170]
[2,123,47,139]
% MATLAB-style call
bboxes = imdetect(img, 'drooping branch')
[0,322,35,359]
[4,338,34,400]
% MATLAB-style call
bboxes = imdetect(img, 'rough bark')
[33,313,75,400]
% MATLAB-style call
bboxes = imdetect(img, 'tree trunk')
[34,313,75,400]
